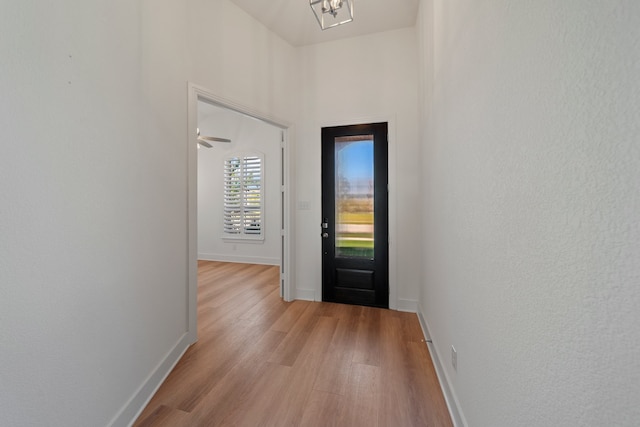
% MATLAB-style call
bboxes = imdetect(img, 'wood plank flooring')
[134,261,452,427]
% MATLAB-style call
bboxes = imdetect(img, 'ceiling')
[228,0,420,47]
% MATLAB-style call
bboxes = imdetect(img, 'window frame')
[222,152,265,242]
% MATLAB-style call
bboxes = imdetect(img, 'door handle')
[322,232,329,238]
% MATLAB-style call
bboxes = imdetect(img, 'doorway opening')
[187,84,293,344]
[321,122,389,308]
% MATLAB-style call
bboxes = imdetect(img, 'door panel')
[322,122,388,308]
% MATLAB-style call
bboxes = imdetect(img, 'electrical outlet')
[451,345,457,371]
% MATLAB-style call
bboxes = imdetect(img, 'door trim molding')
[187,82,295,344]
[314,115,398,310]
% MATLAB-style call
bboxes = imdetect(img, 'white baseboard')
[416,307,467,427]
[108,333,192,427]
[396,298,419,312]
[292,293,418,310]
[198,253,280,266]
[295,288,315,301]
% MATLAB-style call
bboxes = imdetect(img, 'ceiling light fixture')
[310,0,354,30]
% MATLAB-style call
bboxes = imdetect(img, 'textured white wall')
[197,102,282,265]
[186,0,299,123]
[0,1,297,426]
[0,1,190,426]
[418,0,640,425]
[295,28,421,307]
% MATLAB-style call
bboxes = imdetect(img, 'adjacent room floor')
[134,261,452,426]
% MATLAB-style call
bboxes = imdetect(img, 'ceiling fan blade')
[198,135,231,143]
[197,139,213,148]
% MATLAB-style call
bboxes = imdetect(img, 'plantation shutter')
[223,154,263,237]
[242,156,262,235]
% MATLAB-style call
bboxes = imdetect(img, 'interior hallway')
[134,261,452,426]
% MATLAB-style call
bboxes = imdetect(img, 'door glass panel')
[335,135,374,258]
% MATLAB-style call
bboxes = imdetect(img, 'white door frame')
[187,83,295,344]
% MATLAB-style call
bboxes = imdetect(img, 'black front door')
[321,122,388,308]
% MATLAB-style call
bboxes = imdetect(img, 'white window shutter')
[242,155,262,234]
[223,157,242,234]
[223,153,263,238]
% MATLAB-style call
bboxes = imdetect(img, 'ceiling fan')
[197,128,231,148]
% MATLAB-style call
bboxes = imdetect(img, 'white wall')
[197,102,282,265]
[295,28,421,308]
[186,0,299,123]
[418,0,640,425]
[0,1,297,426]
[0,1,191,426]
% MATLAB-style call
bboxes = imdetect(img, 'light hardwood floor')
[134,261,452,427]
